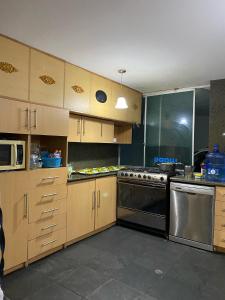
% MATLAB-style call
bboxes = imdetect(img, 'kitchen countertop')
[170,175,225,187]
[67,171,118,183]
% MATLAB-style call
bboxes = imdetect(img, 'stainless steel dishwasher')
[169,182,215,251]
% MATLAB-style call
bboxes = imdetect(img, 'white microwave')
[0,140,26,171]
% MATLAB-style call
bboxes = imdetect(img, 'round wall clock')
[96,90,107,103]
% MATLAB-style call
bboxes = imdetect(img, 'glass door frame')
[143,86,209,167]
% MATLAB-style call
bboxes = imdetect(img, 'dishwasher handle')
[170,182,215,196]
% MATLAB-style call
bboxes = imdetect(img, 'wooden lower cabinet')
[28,228,66,259]
[67,180,95,241]
[67,176,117,242]
[95,177,117,230]
[0,172,28,271]
[214,187,225,251]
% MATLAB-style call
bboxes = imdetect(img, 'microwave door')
[0,144,13,170]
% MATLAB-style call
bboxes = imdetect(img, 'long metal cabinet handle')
[77,119,81,135]
[34,109,37,128]
[97,190,101,208]
[23,193,28,218]
[101,123,103,137]
[41,224,57,231]
[42,239,57,247]
[83,120,85,135]
[92,191,96,210]
[25,108,29,129]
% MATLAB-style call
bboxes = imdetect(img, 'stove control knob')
[148,176,151,179]
[125,173,128,176]
[138,174,142,178]
[143,175,146,179]
[121,172,124,176]
[130,173,133,177]
[160,177,164,181]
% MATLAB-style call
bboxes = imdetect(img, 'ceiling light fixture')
[115,69,128,109]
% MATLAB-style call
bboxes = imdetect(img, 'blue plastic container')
[42,157,62,168]
[205,144,225,182]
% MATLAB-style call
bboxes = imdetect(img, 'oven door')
[117,180,167,231]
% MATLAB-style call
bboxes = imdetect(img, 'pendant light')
[115,69,128,109]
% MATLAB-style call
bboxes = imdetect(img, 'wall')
[209,79,225,151]
[68,143,118,170]
[194,115,209,151]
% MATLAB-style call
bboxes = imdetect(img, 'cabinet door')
[0,98,29,134]
[0,172,28,270]
[90,74,112,118]
[95,176,116,230]
[0,36,29,101]
[68,115,82,142]
[81,117,102,143]
[30,104,69,136]
[111,82,142,123]
[101,120,114,143]
[67,180,95,242]
[64,63,91,113]
[30,49,64,107]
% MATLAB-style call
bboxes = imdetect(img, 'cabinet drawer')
[29,168,67,188]
[214,215,225,231]
[214,230,225,248]
[216,187,225,202]
[28,213,66,240]
[215,201,225,217]
[29,197,66,223]
[29,184,67,206]
[28,228,66,259]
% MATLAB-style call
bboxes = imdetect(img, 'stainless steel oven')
[117,178,169,233]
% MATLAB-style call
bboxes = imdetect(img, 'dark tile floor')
[3,225,225,300]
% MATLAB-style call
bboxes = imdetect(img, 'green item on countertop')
[77,165,125,175]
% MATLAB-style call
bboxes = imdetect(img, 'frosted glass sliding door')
[145,91,194,166]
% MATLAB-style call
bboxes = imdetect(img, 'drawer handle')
[23,193,28,218]
[42,208,59,214]
[42,193,57,198]
[41,176,59,182]
[41,224,57,231]
[41,239,57,247]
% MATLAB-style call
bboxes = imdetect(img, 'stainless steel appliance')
[0,140,25,171]
[170,182,214,251]
[117,167,172,234]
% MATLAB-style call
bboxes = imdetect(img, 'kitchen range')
[117,166,175,236]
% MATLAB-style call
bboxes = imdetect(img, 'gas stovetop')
[117,167,172,183]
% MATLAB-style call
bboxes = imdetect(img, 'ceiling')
[1,0,225,93]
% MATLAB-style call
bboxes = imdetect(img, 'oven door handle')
[118,180,166,190]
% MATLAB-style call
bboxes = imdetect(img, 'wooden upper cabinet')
[64,63,91,113]
[81,116,102,143]
[0,36,29,101]
[0,171,29,271]
[95,176,117,230]
[30,104,69,136]
[101,120,114,143]
[111,82,142,123]
[30,49,64,107]
[0,98,30,134]
[90,74,112,118]
[68,114,82,142]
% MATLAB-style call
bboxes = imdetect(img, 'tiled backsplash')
[68,143,119,170]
